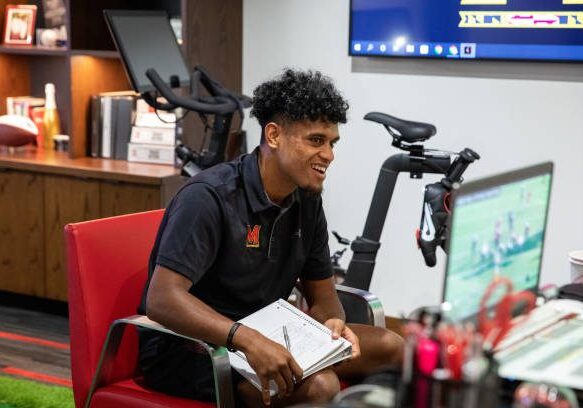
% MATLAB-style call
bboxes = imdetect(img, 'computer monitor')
[349,0,583,62]
[442,162,553,322]
[103,10,191,93]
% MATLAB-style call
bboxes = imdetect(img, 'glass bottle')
[43,83,61,149]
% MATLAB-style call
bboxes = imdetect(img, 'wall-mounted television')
[349,0,583,62]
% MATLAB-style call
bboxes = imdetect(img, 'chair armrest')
[86,315,234,408]
[335,284,385,327]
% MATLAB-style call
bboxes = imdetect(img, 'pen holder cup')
[398,370,501,408]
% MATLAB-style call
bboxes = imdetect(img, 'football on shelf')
[0,115,38,147]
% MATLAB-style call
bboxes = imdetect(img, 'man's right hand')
[234,325,303,406]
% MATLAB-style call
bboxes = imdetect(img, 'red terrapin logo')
[246,225,261,248]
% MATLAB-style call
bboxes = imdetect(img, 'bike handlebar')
[145,67,251,115]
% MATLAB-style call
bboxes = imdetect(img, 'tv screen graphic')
[349,0,583,62]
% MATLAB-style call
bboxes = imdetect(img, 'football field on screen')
[445,175,551,320]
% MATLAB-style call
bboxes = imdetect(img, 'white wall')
[242,0,583,315]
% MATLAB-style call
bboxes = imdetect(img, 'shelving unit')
[0,3,132,158]
[0,44,69,55]
[0,0,243,157]
[0,0,243,301]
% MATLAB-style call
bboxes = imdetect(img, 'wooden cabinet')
[43,174,101,300]
[0,1,243,301]
[0,149,184,301]
[0,170,45,297]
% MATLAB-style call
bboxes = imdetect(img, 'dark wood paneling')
[181,0,243,150]
[182,0,242,92]
[43,174,100,301]
[99,181,160,218]
[0,170,45,297]
[69,0,115,51]
[69,0,181,51]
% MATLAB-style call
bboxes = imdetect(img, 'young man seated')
[138,69,404,407]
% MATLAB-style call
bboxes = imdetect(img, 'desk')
[0,147,184,300]
[369,307,583,408]
[289,369,516,407]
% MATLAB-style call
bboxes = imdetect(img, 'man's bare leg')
[237,325,403,406]
[333,324,404,380]
[237,368,340,408]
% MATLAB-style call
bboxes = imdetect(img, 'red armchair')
[65,209,234,408]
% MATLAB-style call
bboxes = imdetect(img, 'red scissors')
[478,276,536,349]
[437,324,472,380]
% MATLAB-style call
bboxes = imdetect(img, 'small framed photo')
[3,5,37,45]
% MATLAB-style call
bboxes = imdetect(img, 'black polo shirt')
[138,147,333,321]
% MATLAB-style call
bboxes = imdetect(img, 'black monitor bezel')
[103,9,190,93]
[442,161,554,322]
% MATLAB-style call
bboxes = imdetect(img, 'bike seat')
[365,112,436,143]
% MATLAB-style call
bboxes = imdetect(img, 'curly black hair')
[251,69,349,142]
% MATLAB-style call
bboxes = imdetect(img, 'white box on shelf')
[127,143,174,165]
[134,99,176,128]
[130,126,175,146]
[134,112,176,128]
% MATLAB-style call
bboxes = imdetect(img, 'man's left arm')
[301,277,360,358]
[301,276,343,324]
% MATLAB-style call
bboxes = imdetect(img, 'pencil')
[283,325,291,352]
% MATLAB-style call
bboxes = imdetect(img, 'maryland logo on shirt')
[246,225,261,248]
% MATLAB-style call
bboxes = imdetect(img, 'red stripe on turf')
[0,331,69,350]
[1,367,72,387]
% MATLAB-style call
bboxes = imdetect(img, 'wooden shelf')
[0,147,182,185]
[0,45,69,56]
[0,47,121,59]
[70,49,119,59]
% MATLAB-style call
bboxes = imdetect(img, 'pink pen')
[415,334,440,408]
[416,335,440,375]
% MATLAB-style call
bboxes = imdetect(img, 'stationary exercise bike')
[331,113,479,290]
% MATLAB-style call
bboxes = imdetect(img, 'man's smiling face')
[274,120,340,194]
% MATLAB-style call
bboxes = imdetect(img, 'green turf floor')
[0,376,73,408]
